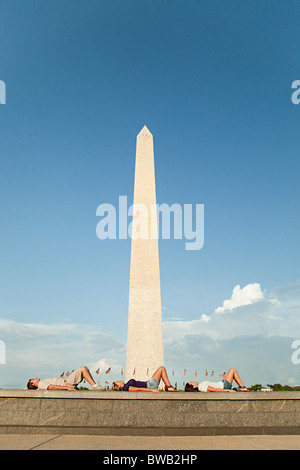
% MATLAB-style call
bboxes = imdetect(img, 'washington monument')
[125,125,164,382]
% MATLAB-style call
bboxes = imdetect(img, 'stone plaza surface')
[1,434,300,450]
[1,389,300,438]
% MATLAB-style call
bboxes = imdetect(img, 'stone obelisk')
[125,125,164,382]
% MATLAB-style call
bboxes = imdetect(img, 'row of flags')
[183,370,226,378]
[177,369,226,378]
[60,370,74,378]
[96,367,112,375]
[60,367,113,378]
[60,368,225,379]
[59,367,226,389]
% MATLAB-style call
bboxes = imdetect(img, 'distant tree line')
[249,384,300,392]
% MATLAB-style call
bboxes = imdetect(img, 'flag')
[133,368,136,375]
[211,371,214,377]
[184,369,186,376]
[105,380,110,385]
[121,368,123,376]
[60,372,65,378]
[105,367,111,374]
[195,370,197,377]
[96,368,100,374]
[205,370,208,376]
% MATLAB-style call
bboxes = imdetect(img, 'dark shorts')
[222,379,232,390]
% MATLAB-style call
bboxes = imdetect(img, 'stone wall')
[0,390,299,436]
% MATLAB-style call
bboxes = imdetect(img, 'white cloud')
[1,280,300,389]
[0,318,125,388]
[163,281,300,386]
[214,283,265,314]
[200,314,210,323]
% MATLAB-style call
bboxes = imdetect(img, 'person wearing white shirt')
[185,367,249,392]
[27,366,104,391]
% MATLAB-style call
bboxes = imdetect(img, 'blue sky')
[0,0,300,388]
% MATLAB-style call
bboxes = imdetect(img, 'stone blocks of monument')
[125,126,164,382]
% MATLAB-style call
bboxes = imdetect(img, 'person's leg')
[79,366,97,387]
[223,368,247,389]
[151,366,176,391]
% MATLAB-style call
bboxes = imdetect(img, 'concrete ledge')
[1,390,300,436]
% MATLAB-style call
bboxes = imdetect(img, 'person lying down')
[185,368,250,392]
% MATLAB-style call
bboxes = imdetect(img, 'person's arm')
[47,384,76,391]
[207,386,235,392]
[128,386,159,393]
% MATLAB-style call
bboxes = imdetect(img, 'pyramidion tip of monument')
[138,125,152,137]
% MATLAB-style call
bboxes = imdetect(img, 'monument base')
[1,389,299,436]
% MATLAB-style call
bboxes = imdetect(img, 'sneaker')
[91,385,105,391]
